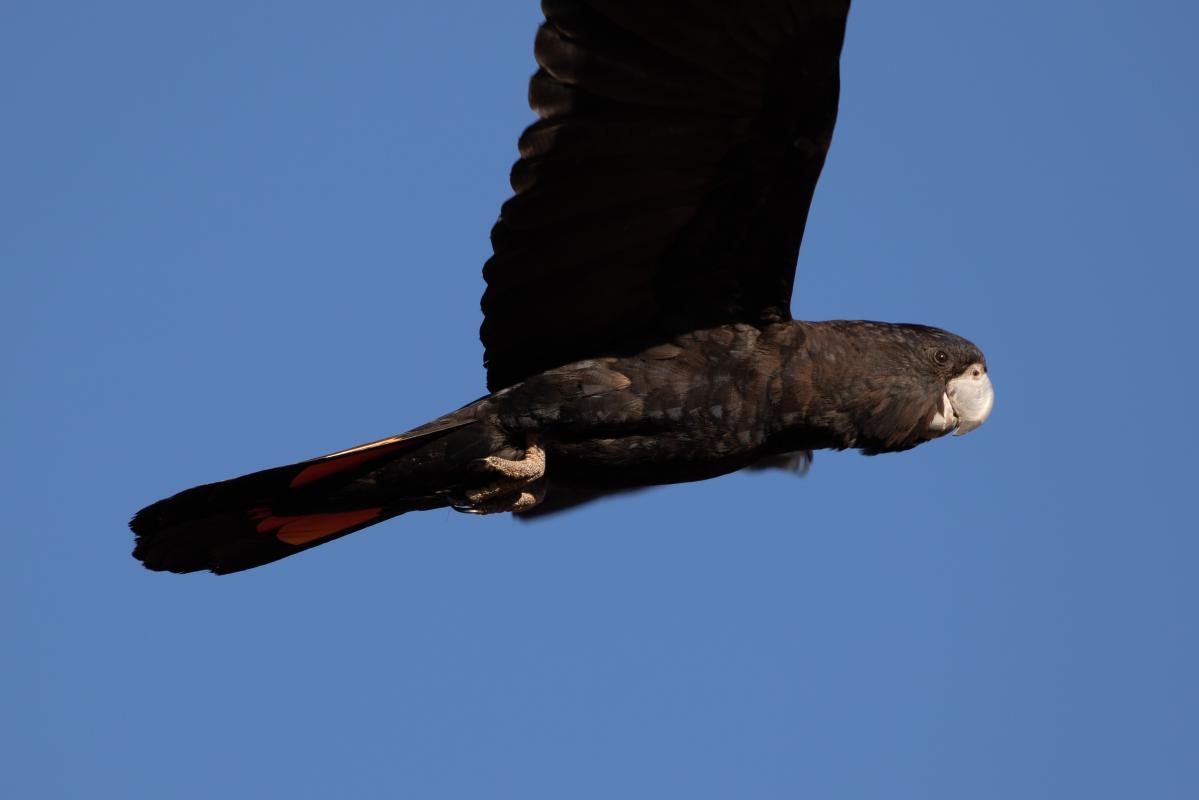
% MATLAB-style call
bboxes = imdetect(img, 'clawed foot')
[453,435,547,515]
[457,480,546,515]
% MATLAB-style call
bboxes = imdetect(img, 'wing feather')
[482,0,850,390]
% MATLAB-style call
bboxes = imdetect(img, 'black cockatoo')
[132,0,994,574]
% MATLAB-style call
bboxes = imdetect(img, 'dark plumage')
[131,0,993,574]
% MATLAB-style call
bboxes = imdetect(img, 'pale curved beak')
[948,363,993,436]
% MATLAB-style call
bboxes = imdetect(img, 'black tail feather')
[130,419,473,574]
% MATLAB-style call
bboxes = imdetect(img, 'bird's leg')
[458,478,547,515]
[454,434,547,514]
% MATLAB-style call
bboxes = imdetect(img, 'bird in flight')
[132,0,993,574]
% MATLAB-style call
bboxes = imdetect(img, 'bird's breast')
[492,334,780,488]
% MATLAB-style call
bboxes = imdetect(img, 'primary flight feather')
[131,0,993,574]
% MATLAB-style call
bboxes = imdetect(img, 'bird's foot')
[456,480,547,515]
[453,435,547,515]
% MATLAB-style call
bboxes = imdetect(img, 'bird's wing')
[481,0,850,390]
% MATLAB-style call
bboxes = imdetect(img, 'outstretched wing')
[481,0,850,390]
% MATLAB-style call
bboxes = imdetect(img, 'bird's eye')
[933,350,949,364]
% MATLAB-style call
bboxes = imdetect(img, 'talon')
[456,434,547,513]
[454,480,546,515]
[476,436,545,482]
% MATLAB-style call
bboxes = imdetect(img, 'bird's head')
[919,331,994,440]
[815,321,994,454]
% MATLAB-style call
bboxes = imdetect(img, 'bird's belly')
[493,344,777,488]
[546,426,766,489]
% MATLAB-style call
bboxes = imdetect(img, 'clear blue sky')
[5,2,1197,797]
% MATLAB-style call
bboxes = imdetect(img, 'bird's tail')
[131,413,493,574]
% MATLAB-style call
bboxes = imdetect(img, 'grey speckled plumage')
[130,1,994,574]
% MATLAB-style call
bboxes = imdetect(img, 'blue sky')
[4,2,1197,797]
